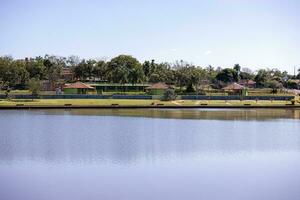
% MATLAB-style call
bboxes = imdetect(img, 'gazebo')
[63,82,96,94]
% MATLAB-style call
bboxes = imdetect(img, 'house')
[238,80,256,88]
[222,83,248,96]
[145,83,174,95]
[63,82,96,94]
[89,83,151,94]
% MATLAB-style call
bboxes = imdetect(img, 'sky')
[0,0,299,73]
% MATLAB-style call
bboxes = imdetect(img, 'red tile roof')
[146,83,173,90]
[223,83,245,90]
[64,82,95,89]
[239,79,256,85]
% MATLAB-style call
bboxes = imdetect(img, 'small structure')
[239,80,256,88]
[146,83,174,95]
[223,83,248,96]
[63,82,96,94]
[90,83,150,94]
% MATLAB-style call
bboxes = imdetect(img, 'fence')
[0,94,294,101]
[0,94,152,100]
[181,95,294,101]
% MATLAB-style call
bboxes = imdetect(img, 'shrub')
[28,78,42,96]
[161,89,177,101]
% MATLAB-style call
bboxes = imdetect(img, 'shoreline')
[0,104,299,109]
[0,99,299,110]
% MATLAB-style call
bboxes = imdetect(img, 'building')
[89,83,150,94]
[63,82,96,94]
[223,83,248,96]
[145,83,174,95]
[238,80,256,88]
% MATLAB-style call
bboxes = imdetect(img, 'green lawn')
[0,99,298,107]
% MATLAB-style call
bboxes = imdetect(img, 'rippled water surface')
[0,109,300,200]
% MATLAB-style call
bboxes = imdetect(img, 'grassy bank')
[0,99,298,108]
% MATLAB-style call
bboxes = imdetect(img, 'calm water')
[0,109,300,200]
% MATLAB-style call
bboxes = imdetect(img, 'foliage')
[27,78,42,96]
[0,55,299,93]
[185,83,195,93]
[286,80,299,89]
[161,89,177,101]
[108,55,144,85]
[216,68,238,83]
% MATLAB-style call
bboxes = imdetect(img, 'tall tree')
[107,55,143,84]
[43,55,65,86]
[216,68,238,83]
[25,57,45,79]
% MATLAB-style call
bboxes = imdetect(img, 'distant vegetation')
[0,55,299,93]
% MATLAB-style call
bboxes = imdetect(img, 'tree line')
[0,54,300,91]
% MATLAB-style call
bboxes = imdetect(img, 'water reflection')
[36,108,300,120]
[0,109,300,164]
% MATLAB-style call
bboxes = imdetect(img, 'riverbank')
[0,99,299,109]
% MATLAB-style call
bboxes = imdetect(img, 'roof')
[89,83,151,87]
[239,79,256,85]
[223,83,245,90]
[64,82,95,89]
[146,83,173,90]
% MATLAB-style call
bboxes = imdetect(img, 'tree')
[67,55,81,67]
[206,65,217,83]
[73,59,87,80]
[142,61,151,78]
[266,80,283,93]
[154,62,174,83]
[254,69,269,87]
[241,67,252,74]
[190,67,207,93]
[233,64,241,81]
[233,64,241,73]
[216,68,238,83]
[28,78,42,96]
[93,60,107,81]
[174,63,190,91]
[0,58,29,88]
[108,55,143,84]
[0,56,14,86]
[149,73,160,83]
[43,55,65,87]
[240,71,254,80]
[25,57,45,79]
[128,66,144,85]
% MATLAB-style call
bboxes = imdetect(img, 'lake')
[0,109,300,200]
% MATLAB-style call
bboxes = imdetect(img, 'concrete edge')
[0,105,300,109]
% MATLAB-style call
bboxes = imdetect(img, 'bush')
[161,89,177,101]
[28,78,42,96]
[185,84,195,93]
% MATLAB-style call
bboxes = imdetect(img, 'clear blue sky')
[0,0,299,73]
